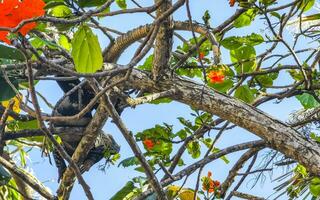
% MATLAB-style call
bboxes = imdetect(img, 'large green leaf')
[116,0,127,9]
[220,37,242,50]
[77,0,107,7]
[0,44,25,61]
[44,0,65,10]
[118,156,140,168]
[58,34,71,51]
[209,79,234,93]
[187,141,201,159]
[110,181,137,200]
[255,72,278,87]
[138,54,153,71]
[230,45,256,61]
[48,5,72,18]
[310,177,320,197]
[71,25,103,73]
[234,9,257,28]
[296,93,320,109]
[299,0,315,12]
[0,76,18,102]
[230,45,256,73]
[221,33,264,50]
[234,85,255,103]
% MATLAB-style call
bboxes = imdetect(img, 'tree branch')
[0,156,54,200]
[104,93,168,200]
[125,68,320,176]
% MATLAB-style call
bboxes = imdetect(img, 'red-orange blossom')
[0,0,45,44]
[207,70,225,84]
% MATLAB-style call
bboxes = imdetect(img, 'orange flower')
[0,0,45,44]
[143,139,155,150]
[198,52,205,61]
[202,178,215,193]
[202,172,221,194]
[229,0,236,7]
[214,180,221,187]
[207,70,225,84]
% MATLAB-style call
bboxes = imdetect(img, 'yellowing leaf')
[1,96,21,121]
[179,190,199,200]
[167,185,200,200]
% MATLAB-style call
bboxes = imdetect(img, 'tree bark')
[124,69,320,176]
[152,0,173,81]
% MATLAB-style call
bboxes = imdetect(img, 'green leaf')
[245,33,264,46]
[110,181,137,200]
[30,36,59,50]
[16,120,39,130]
[44,0,66,10]
[220,33,263,50]
[202,10,211,25]
[48,5,72,17]
[0,165,11,186]
[118,156,140,168]
[270,11,281,19]
[255,72,278,87]
[71,25,103,73]
[19,149,27,167]
[310,133,320,143]
[176,129,187,140]
[6,179,21,199]
[77,0,108,7]
[149,97,172,105]
[294,164,308,177]
[296,93,320,109]
[138,55,153,71]
[220,37,243,50]
[234,85,255,103]
[116,0,127,9]
[209,79,234,93]
[230,45,256,73]
[230,45,256,60]
[187,141,201,159]
[58,35,71,51]
[0,76,18,102]
[178,117,195,130]
[259,0,277,6]
[176,67,203,78]
[212,147,230,164]
[299,0,315,12]
[0,44,25,61]
[310,177,320,197]
[234,9,257,28]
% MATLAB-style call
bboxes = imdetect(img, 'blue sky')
[22,0,313,199]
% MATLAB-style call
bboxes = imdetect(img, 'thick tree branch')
[124,68,320,176]
[57,98,109,199]
[231,191,265,200]
[152,0,173,81]
[0,156,54,200]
